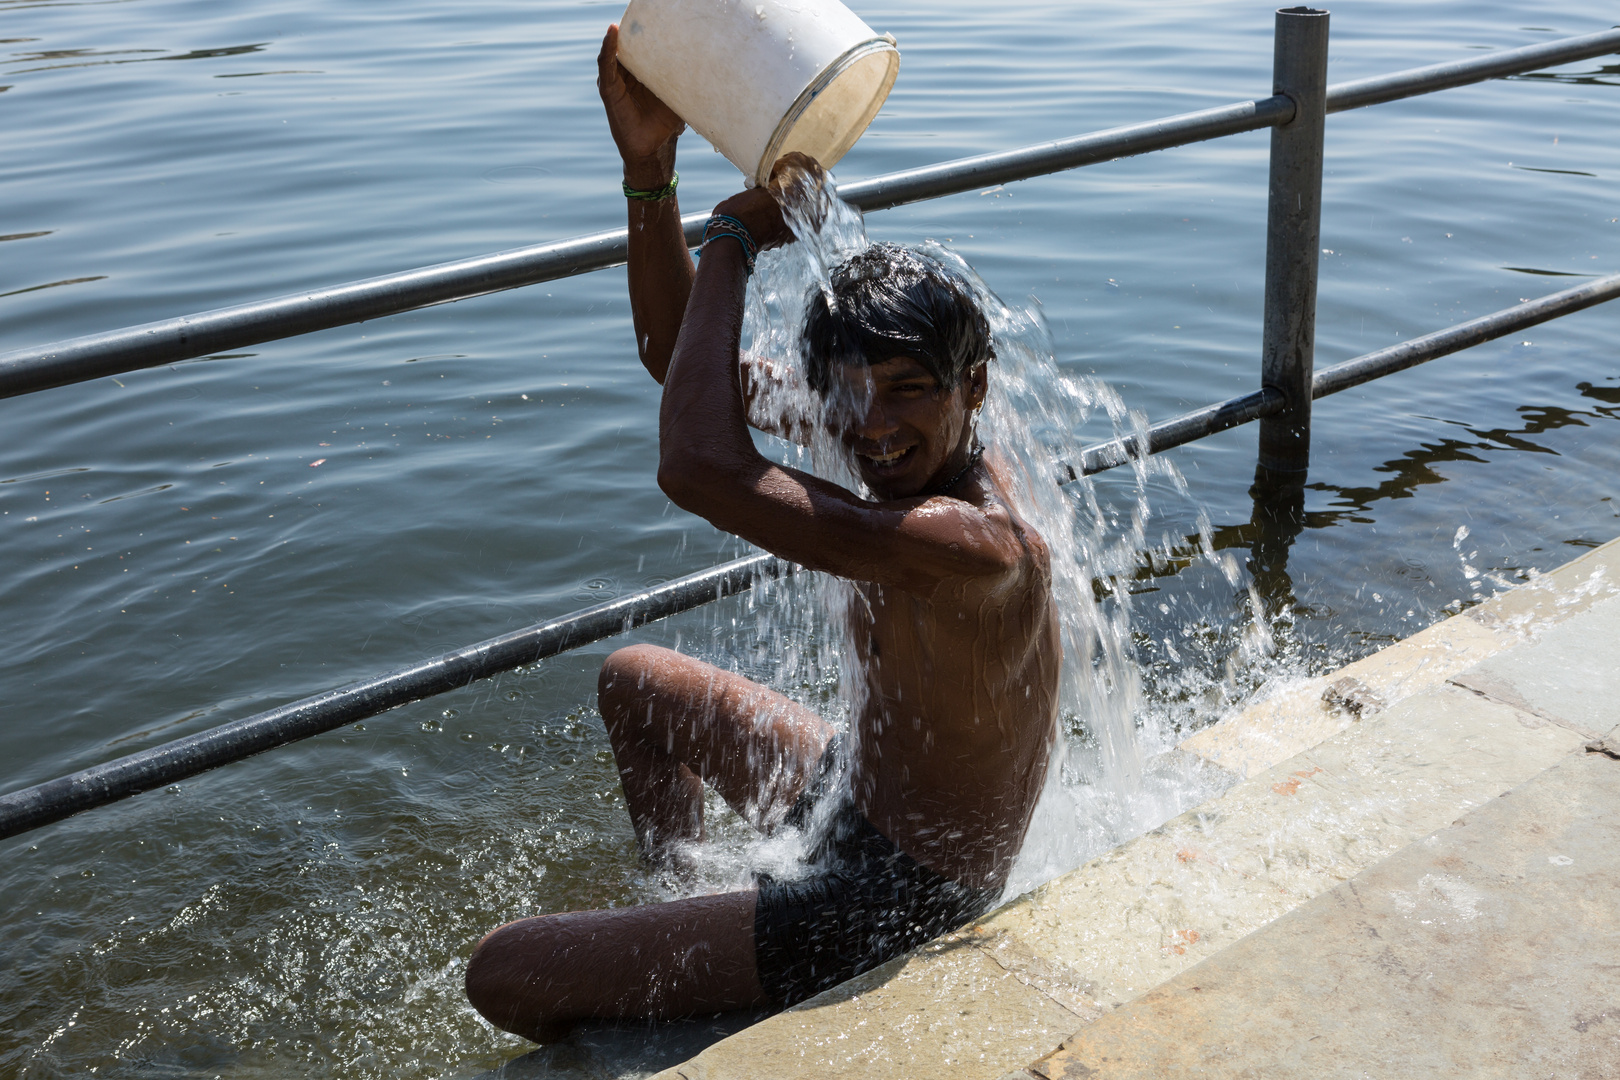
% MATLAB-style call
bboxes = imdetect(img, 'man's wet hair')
[801,243,994,395]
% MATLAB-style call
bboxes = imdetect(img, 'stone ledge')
[645,536,1620,1080]
[966,684,1583,1015]
[652,939,1083,1080]
[1027,748,1620,1078]
[1178,535,1619,779]
[655,683,1586,1078]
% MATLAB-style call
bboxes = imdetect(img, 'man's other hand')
[712,153,829,252]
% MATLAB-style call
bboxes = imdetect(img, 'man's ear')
[966,363,988,411]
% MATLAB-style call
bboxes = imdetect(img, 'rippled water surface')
[2,0,1617,1075]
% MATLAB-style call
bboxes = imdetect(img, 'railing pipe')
[1256,7,1330,479]
[0,552,788,840]
[1325,26,1620,113]
[0,98,1293,402]
[0,225,678,401]
[6,273,1619,840]
[1312,271,1620,398]
[1074,388,1285,477]
[1075,272,1620,476]
[834,96,1293,213]
[2,26,1616,401]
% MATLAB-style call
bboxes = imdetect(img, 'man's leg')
[597,644,833,855]
[465,889,769,1042]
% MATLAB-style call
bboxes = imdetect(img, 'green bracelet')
[623,172,679,202]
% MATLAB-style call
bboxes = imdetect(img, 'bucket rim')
[755,35,900,186]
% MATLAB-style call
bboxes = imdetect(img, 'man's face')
[822,355,986,500]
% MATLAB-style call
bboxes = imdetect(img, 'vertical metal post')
[1256,7,1330,483]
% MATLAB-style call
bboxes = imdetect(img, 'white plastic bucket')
[616,0,899,186]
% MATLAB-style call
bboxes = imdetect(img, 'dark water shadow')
[1111,386,1620,596]
[5,42,266,74]
[1245,468,1307,622]
[0,274,105,298]
[470,1009,771,1080]
[1503,265,1596,276]
[1512,62,1620,89]
[1510,165,1598,178]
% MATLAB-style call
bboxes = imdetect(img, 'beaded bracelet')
[701,213,759,274]
[622,172,679,202]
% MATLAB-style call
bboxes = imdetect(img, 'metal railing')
[3,15,1618,840]
[2,25,1616,398]
[1074,271,1620,475]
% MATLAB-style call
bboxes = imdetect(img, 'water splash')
[661,168,1244,900]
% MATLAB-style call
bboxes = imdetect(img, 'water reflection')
[1115,379,1620,595]
[1319,398,1617,512]
[1245,469,1306,626]
[0,275,107,299]
[3,0,1618,1074]
[1577,380,1620,405]
[1515,61,1620,87]
[4,43,267,75]
[1503,264,1597,274]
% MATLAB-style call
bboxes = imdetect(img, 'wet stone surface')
[1030,747,1620,1078]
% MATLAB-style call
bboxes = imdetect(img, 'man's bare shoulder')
[878,458,1050,600]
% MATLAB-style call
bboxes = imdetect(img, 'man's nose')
[854,398,896,441]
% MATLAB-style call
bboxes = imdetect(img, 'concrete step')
[1023,745,1620,1079]
[641,536,1619,1080]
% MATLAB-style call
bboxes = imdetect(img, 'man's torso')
[844,465,1060,891]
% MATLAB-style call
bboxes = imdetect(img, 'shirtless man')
[462,25,1059,1041]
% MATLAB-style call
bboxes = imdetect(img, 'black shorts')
[753,739,998,1007]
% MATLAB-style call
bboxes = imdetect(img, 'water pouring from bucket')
[615,0,899,186]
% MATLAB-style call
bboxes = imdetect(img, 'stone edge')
[1177,535,1619,777]
[647,535,1620,1080]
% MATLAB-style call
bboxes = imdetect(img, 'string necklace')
[924,445,985,498]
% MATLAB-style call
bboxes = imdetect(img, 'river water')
[2,0,1616,1075]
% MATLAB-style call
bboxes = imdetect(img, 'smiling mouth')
[858,445,915,472]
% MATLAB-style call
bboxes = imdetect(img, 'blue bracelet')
[701,214,759,274]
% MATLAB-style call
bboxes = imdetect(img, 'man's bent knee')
[598,643,665,701]
[463,923,513,1019]
[597,644,672,729]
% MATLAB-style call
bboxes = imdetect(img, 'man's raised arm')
[656,187,1026,597]
[597,24,692,384]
